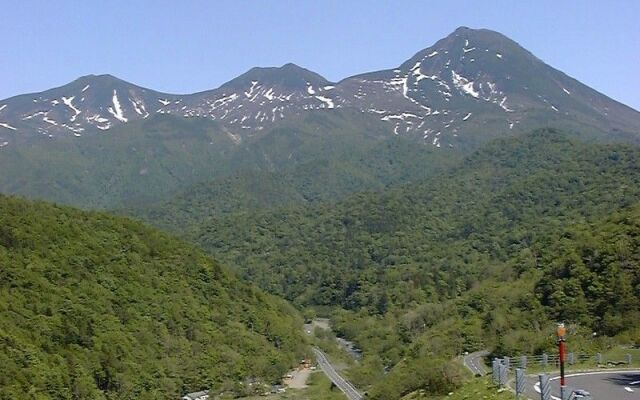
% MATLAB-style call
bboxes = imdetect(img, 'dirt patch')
[304,318,331,335]
[283,368,311,389]
[313,318,330,330]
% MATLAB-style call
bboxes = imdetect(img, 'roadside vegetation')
[401,378,514,400]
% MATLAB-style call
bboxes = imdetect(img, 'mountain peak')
[70,74,150,91]
[453,25,472,33]
[220,63,330,91]
[446,26,515,46]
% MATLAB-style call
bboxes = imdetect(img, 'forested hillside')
[148,130,640,310]
[0,195,305,399]
[1,110,456,211]
[136,130,640,397]
[536,205,640,336]
[133,132,457,227]
[333,203,640,399]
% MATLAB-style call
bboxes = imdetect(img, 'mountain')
[1,27,640,210]
[0,194,305,399]
[338,26,640,146]
[0,74,176,136]
[1,27,639,150]
[0,64,339,144]
[0,110,425,209]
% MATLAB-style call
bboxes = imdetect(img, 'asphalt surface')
[463,350,490,376]
[524,370,640,399]
[312,347,363,400]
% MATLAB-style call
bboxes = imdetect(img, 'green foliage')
[401,377,515,400]
[158,130,640,313]
[367,356,462,400]
[536,205,640,335]
[0,195,305,399]
[130,114,458,229]
[133,129,640,397]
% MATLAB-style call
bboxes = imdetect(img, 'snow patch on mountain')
[108,90,127,122]
[315,96,335,109]
[62,96,82,122]
[244,81,259,98]
[130,98,149,118]
[0,122,16,130]
[210,93,238,110]
[382,113,419,121]
[87,114,109,124]
[43,113,58,126]
[264,88,275,100]
[499,97,514,112]
[451,71,479,98]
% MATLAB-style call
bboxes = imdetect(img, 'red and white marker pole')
[557,323,567,398]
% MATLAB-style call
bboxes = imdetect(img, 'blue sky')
[2,0,639,110]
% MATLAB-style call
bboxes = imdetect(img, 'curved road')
[463,350,489,376]
[526,370,640,399]
[312,347,363,400]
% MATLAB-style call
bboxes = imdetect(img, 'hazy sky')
[2,1,639,110]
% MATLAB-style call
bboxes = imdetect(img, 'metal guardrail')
[496,352,632,370]
[486,352,634,400]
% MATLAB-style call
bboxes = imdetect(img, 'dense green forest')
[144,130,640,312]
[536,205,640,336]
[332,203,640,398]
[133,135,457,229]
[136,130,640,397]
[0,195,306,399]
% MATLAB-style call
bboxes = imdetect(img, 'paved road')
[312,347,363,400]
[525,370,640,399]
[463,350,489,376]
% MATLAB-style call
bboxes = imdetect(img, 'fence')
[501,352,632,370]
[488,352,633,399]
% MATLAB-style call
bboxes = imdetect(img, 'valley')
[1,23,640,400]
